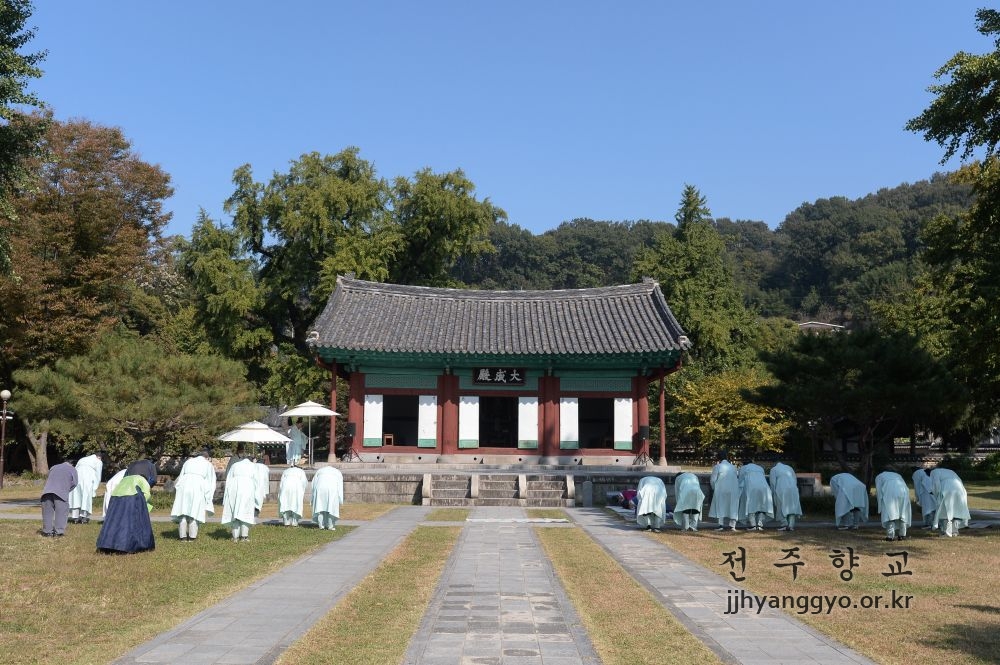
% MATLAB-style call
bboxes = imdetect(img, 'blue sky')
[29,2,988,238]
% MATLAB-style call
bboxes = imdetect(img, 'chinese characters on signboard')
[473,367,526,386]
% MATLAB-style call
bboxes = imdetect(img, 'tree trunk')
[25,421,49,475]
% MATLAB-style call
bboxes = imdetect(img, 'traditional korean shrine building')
[308,275,690,464]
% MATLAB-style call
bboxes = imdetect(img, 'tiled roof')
[309,276,690,357]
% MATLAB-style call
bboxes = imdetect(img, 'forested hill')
[450,173,972,324]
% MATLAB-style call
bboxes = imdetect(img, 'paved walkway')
[403,506,600,665]
[113,506,431,665]
[573,509,876,665]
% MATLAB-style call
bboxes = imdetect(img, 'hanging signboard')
[472,367,526,386]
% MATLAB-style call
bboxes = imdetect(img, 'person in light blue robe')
[709,452,740,531]
[253,458,270,516]
[69,452,103,524]
[875,470,911,541]
[930,467,971,537]
[311,466,344,530]
[635,476,669,531]
[738,461,774,531]
[830,472,868,529]
[222,457,259,542]
[672,472,705,532]
[278,465,308,526]
[287,419,307,466]
[912,467,936,528]
[768,462,802,531]
[170,450,217,541]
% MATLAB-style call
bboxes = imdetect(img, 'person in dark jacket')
[96,459,158,554]
[40,460,78,537]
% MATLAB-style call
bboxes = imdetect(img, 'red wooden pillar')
[438,374,458,455]
[632,375,649,455]
[658,369,668,466]
[348,372,365,449]
[326,361,338,463]
[540,375,560,457]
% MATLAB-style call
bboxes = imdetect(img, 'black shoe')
[37,529,53,537]
[53,533,64,538]
[81,518,90,524]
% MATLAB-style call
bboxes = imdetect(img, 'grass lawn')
[276,526,461,665]
[536,523,723,665]
[657,524,1000,665]
[0,518,351,665]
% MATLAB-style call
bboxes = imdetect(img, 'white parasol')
[218,420,291,459]
[278,401,340,467]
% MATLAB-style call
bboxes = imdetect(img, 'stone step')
[526,481,564,491]
[476,497,525,507]
[525,497,575,507]
[430,498,474,507]
[525,490,566,500]
[433,488,470,499]
[479,490,518,500]
[432,479,470,490]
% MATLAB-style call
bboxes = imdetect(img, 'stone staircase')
[422,472,574,507]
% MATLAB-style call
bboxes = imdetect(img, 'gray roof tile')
[310,276,690,357]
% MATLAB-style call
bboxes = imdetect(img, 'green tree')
[754,328,966,487]
[0,118,172,378]
[13,333,258,470]
[906,8,1000,428]
[390,168,504,286]
[0,0,46,274]
[632,185,757,371]
[670,367,790,455]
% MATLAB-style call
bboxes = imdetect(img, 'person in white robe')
[221,457,259,542]
[709,452,740,531]
[102,468,127,518]
[635,476,669,531]
[287,420,307,467]
[769,462,803,531]
[170,450,217,541]
[278,465,308,526]
[830,472,868,529]
[738,461,774,531]
[929,467,971,537]
[253,458,270,516]
[311,465,344,530]
[912,467,936,528]
[672,472,705,532]
[874,470,912,541]
[69,452,104,524]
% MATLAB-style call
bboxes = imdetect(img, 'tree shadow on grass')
[920,620,1000,663]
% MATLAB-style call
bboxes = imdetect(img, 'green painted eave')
[313,347,681,373]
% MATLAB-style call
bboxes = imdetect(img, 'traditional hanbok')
[875,471,912,540]
[768,462,803,530]
[709,458,740,530]
[830,472,868,529]
[254,461,270,513]
[96,470,155,554]
[311,466,344,530]
[672,472,705,531]
[278,465,308,526]
[170,453,217,540]
[930,467,971,537]
[738,463,774,530]
[222,458,260,542]
[69,453,103,523]
[635,476,668,530]
[912,468,936,527]
[102,468,127,518]
[287,424,307,466]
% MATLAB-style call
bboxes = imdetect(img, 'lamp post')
[0,389,10,490]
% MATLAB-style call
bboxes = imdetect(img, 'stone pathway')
[403,506,599,665]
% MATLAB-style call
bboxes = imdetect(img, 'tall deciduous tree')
[0,118,172,377]
[0,0,46,274]
[390,168,504,286]
[632,185,757,371]
[906,8,1000,428]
